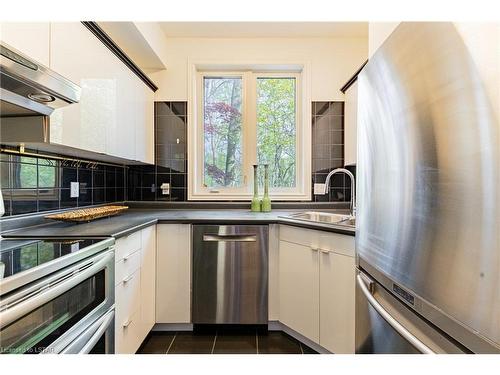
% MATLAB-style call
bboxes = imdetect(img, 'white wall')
[150,37,368,102]
[133,22,170,68]
[368,22,399,58]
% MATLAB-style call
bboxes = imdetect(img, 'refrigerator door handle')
[356,274,435,354]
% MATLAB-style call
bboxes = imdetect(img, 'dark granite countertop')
[1,207,355,239]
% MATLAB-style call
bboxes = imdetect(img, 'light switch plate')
[314,183,327,195]
[70,182,79,198]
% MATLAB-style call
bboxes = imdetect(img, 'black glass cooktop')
[0,239,103,280]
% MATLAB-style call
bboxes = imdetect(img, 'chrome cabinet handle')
[356,273,435,354]
[320,249,331,254]
[0,251,114,330]
[123,253,134,261]
[122,275,134,283]
[311,247,319,252]
[123,319,132,328]
[203,234,257,242]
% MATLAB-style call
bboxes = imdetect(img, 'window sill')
[187,192,312,201]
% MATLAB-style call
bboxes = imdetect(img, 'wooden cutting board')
[45,205,128,223]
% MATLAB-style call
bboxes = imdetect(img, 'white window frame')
[188,61,311,201]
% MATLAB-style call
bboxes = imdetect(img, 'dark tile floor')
[137,326,318,354]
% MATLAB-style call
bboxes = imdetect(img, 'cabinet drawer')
[115,231,142,262]
[115,269,141,325]
[115,309,142,354]
[279,225,355,258]
[115,249,141,286]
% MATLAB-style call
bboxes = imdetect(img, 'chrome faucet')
[324,168,356,217]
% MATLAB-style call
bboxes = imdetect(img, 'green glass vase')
[261,164,272,212]
[251,164,261,212]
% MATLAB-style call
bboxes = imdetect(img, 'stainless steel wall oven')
[0,238,115,354]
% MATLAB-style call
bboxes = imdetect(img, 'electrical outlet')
[314,183,327,195]
[160,183,170,195]
[70,182,79,198]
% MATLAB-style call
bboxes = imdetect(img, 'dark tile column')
[311,101,353,202]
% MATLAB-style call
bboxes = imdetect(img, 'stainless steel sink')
[285,211,355,227]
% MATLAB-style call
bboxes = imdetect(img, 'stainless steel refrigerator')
[355,22,500,354]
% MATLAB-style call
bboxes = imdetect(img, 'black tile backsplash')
[128,101,188,202]
[1,100,351,210]
[127,100,353,203]
[1,152,127,216]
[312,101,354,203]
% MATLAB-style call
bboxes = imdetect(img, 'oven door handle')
[0,251,113,329]
[59,308,115,354]
[356,273,435,354]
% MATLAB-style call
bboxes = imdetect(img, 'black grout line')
[144,330,315,355]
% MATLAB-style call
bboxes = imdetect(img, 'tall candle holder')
[251,164,261,212]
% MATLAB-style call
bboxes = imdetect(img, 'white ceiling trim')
[159,22,368,38]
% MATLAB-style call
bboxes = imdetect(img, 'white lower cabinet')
[319,248,355,353]
[279,240,320,342]
[114,226,156,354]
[112,222,354,353]
[278,225,355,353]
[116,268,141,324]
[115,309,142,355]
[140,226,156,336]
[156,224,191,323]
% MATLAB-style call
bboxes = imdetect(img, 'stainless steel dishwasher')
[192,225,268,324]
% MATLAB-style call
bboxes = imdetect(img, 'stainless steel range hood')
[0,41,83,157]
[0,42,81,117]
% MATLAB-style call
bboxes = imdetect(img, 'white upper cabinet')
[0,22,50,66]
[344,80,358,165]
[49,22,117,154]
[47,22,154,162]
[107,59,135,160]
[135,84,155,164]
[2,22,154,163]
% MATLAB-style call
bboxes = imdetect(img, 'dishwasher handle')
[202,234,257,242]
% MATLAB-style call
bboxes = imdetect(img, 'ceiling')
[99,22,166,71]
[159,22,368,38]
